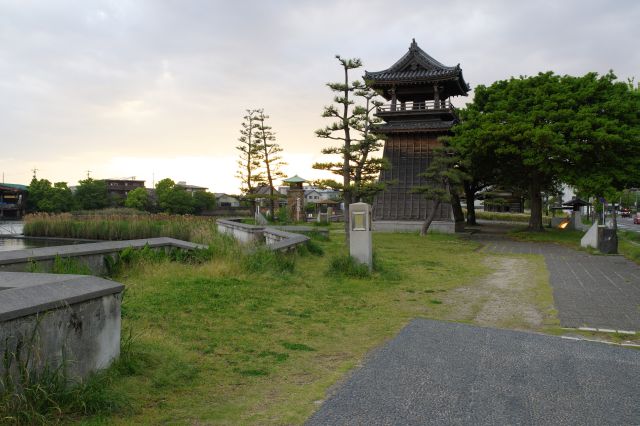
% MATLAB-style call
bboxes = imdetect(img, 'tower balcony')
[376,99,454,114]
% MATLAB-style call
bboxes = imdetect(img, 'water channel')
[0,221,85,252]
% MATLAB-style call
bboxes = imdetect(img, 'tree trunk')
[450,191,464,224]
[342,66,352,244]
[421,199,441,236]
[463,182,477,225]
[528,177,544,232]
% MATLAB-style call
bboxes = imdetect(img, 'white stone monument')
[349,202,373,271]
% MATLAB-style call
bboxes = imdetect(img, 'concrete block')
[0,272,123,385]
[581,222,599,249]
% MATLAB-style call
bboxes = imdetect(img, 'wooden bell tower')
[365,39,470,232]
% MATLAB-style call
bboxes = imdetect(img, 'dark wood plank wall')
[373,133,451,221]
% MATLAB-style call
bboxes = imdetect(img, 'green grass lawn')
[509,227,584,247]
[78,232,490,424]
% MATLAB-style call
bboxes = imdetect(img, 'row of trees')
[235,109,286,215]
[27,177,112,212]
[26,177,216,214]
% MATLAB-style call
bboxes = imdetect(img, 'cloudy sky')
[1,0,639,193]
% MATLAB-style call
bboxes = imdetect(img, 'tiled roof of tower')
[365,39,470,93]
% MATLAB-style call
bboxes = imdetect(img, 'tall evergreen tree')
[314,56,388,239]
[235,109,264,197]
[255,109,286,217]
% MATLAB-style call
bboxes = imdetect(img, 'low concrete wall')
[216,219,264,244]
[217,218,311,251]
[0,272,123,386]
[0,237,206,275]
[263,228,309,252]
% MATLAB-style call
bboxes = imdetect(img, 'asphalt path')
[307,319,640,426]
[618,216,640,233]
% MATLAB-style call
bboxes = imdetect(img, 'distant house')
[0,183,27,219]
[215,193,240,207]
[479,188,524,213]
[303,187,340,204]
[104,178,145,199]
[176,181,208,195]
[304,189,323,203]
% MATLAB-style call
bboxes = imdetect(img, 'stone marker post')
[349,202,373,271]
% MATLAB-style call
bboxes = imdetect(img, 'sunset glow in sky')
[1,1,639,193]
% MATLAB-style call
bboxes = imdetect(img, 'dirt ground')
[442,254,557,331]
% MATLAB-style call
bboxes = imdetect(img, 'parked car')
[621,208,631,218]
[634,213,640,224]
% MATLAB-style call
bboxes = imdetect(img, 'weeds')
[107,244,214,276]
[242,247,296,274]
[52,256,92,275]
[327,254,371,279]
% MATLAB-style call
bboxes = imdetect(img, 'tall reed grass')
[23,212,217,243]
[471,210,552,223]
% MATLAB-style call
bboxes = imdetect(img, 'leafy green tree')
[255,109,286,217]
[446,111,497,225]
[413,147,468,235]
[235,109,264,197]
[125,187,149,211]
[49,182,75,212]
[155,178,194,214]
[450,71,640,231]
[75,178,109,210]
[26,178,75,212]
[193,191,216,213]
[27,178,53,212]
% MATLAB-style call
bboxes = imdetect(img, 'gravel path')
[472,232,640,331]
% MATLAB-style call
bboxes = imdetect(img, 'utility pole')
[31,168,38,180]
[86,170,91,179]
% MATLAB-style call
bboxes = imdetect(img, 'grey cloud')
[0,0,639,183]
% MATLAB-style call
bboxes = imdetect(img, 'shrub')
[327,254,371,279]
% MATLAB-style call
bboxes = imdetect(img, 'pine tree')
[254,109,286,217]
[413,147,468,236]
[235,109,264,197]
[314,56,386,239]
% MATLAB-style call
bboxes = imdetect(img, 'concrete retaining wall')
[216,219,264,244]
[0,237,206,275]
[0,272,123,386]
[217,218,311,251]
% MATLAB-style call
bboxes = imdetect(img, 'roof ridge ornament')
[410,38,418,51]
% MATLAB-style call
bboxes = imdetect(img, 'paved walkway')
[307,319,640,426]
[470,227,640,332]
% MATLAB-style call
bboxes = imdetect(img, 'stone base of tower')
[373,220,461,234]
